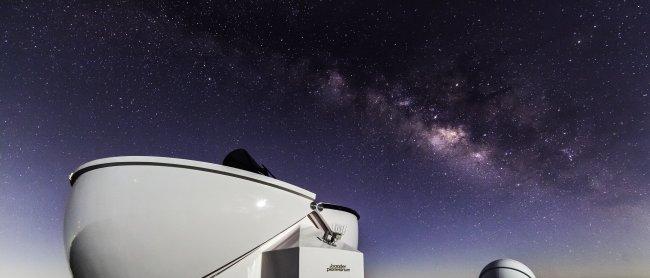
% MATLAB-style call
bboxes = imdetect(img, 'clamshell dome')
[65,156,315,278]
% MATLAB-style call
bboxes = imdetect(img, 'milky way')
[317,60,647,206]
[0,1,648,278]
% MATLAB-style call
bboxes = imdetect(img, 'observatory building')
[65,149,363,278]
[64,149,535,278]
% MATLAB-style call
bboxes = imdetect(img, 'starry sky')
[1,1,648,277]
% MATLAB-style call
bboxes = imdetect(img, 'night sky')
[1,1,649,277]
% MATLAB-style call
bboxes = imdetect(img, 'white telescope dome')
[65,156,316,278]
[317,203,360,249]
[64,150,367,278]
[479,259,535,278]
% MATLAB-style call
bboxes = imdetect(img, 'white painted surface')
[259,227,364,278]
[299,247,363,278]
[217,216,364,277]
[65,157,315,278]
[320,208,359,249]
[70,156,315,199]
[215,218,307,278]
[480,259,536,278]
